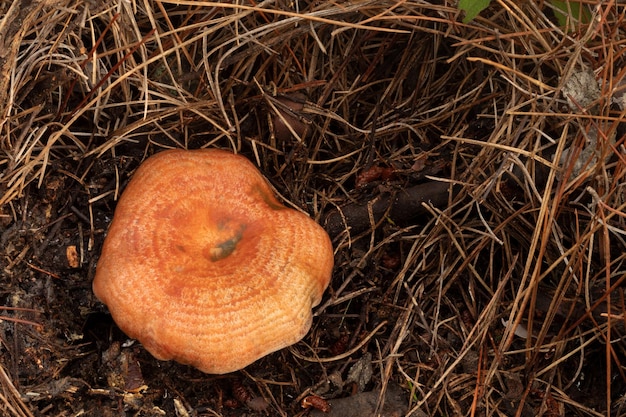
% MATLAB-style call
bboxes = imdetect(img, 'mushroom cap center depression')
[92,149,334,374]
[152,196,276,301]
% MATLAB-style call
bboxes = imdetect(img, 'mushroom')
[92,149,334,374]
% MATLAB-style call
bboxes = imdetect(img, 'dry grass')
[1,0,626,416]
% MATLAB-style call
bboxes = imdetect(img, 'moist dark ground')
[2,1,626,417]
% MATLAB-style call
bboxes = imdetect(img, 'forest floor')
[1,1,626,416]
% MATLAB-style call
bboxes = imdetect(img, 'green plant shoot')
[459,0,490,23]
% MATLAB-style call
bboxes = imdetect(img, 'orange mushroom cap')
[93,149,334,374]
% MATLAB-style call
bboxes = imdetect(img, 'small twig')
[290,321,387,363]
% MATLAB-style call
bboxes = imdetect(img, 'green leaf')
[549,0,591,29]
[459,0,491,23]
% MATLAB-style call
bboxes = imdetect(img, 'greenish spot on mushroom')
[209,226,245,261]
[252,183,285,211]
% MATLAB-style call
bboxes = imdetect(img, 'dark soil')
[2,1,626,417]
